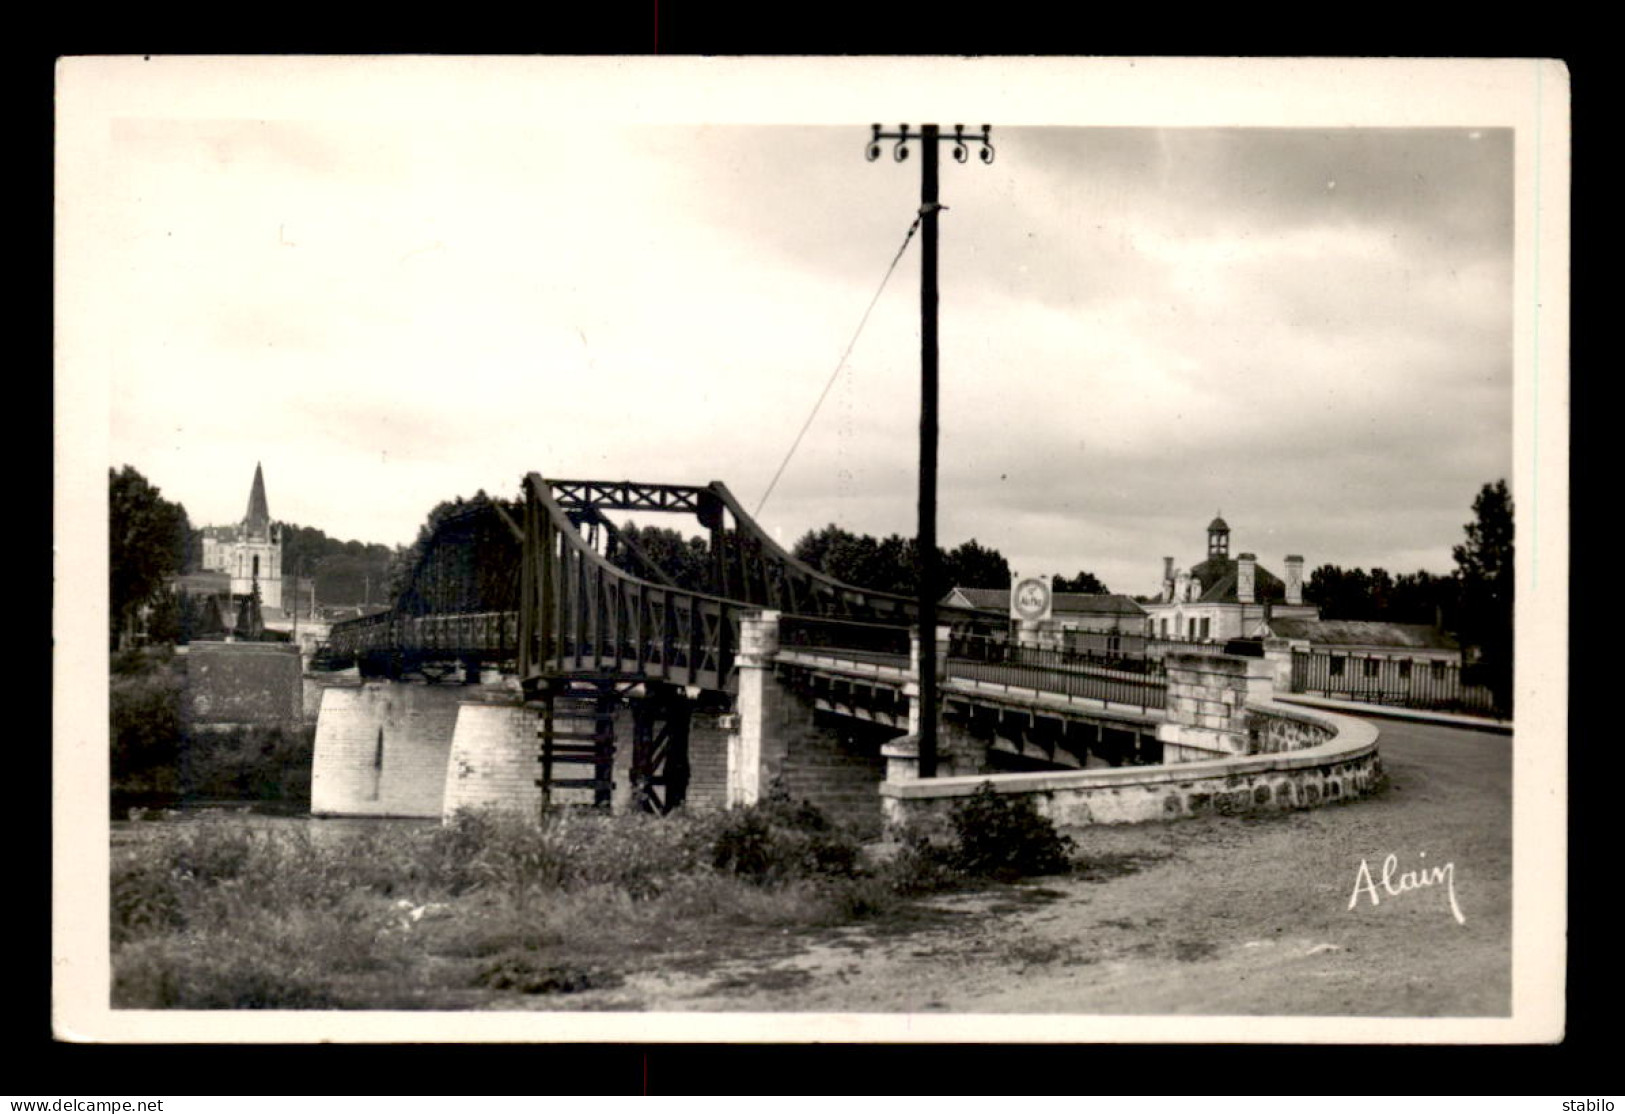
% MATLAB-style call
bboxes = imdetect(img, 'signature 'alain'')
[1347,851,1465,925]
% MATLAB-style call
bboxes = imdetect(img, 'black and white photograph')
[56,56,1568,1044]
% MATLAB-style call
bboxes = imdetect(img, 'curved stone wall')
[878,699,1381,827]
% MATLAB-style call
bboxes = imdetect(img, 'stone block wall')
[881,699,1382,828]
[737,667,889,835]
[1158,652,1274,760]
[445,701,653,817]
[187,641,303,727]
[779,706,890,838]
[730,613,893,833]
[685,712,731,813]
[1246,704,1336,754]
[443,699,544,817]
[310,682,467,817]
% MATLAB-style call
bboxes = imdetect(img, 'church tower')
[228,463,283,610]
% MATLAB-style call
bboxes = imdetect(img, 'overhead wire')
[753,212,924,518]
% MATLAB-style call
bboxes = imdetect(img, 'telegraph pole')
[868,123,994,779]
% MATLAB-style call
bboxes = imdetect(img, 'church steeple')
[1206,512,1230,560]
[243,462,271,540]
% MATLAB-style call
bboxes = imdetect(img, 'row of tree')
[1304,480,1513,664]
[112,465,1513,680]
[1305,566,1458,626]
[280,524,396,610]
[789,525,1108,598]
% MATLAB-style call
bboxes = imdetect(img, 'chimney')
[1237,553,1256,604]
[1162,556,1174,601]
[1285,555,1304,606]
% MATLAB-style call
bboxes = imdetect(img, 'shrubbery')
[943,782,1076,880]
[182,725,315,803]
[110,650,186,800]
[110,650,314,811]
[112,781,1081,1008]
[703,786,861,884]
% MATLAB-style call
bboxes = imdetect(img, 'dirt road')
[554,719,1513,1016]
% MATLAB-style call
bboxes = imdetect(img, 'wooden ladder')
[535,681,617,810]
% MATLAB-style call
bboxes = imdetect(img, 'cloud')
[101,122,1513,596]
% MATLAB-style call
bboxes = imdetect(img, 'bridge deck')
[773,647,1168,720]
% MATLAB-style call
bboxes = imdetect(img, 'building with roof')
[943,585,1148,657]
[1141,515,1319,643]
[943,585,1148,636]
[1263,618,1462,663]
[197,463,284,614]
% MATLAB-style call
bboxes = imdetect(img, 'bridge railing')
[327,473,1001,687]
[946,633,1168,712]
[323,610,519,664]
[523,474,748,691]
[780,615,913,668]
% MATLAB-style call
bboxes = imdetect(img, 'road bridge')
[310,473,1174,827]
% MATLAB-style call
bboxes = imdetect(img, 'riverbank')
[108,718,1508,1016]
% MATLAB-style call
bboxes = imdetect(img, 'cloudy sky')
[71,59,1542,600]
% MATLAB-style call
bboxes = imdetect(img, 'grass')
[110,784,1084,1009]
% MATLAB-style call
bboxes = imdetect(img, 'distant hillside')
[278,524,398,610]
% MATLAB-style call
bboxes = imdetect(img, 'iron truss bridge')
[321,473,994,695]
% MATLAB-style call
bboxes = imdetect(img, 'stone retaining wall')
[187,641,303,728]
[880,699,1381,827]
[1246,702,1337,754]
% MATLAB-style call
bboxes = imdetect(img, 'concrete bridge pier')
[311,676,736,820]
[310,681,474,817]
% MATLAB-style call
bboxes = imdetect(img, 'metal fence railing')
[778,615,912,669]
[946,634,1167,712]
[1054,629,1229,665]
[1290,650,1509,719]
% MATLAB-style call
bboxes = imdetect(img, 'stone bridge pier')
[309,610,1169,831]
[310,680,734,819]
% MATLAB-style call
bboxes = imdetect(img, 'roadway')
[575,715,1516,1017]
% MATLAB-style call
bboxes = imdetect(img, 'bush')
[878,817,962,895]
[946,783,1076,880]
[110,651,315,809]
[420,808,718,906]
[183,725,316,802]
[110,656,187,798]
[704,788,861,885]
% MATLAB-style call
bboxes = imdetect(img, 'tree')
[611,523,712,592]
[109,466,191,648]
[235,579,265,640]
[1308,563,1458,626]
[1307,564,1374,620]
[1053,571,1109,595]
[283,521,399,610]
[944,539,1011,591]
[1453,479,1514,672]
[793,525,889,590]
[793,526,1013,599]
